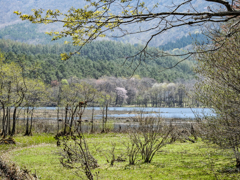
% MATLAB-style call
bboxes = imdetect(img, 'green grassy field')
[1,133,240,180]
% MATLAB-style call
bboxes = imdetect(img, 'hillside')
[159,34,209,51]
[0,39,195,84]
[0,22,69,44]
[0,0,213,46]
[0,21,208,53]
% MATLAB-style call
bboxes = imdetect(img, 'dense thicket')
[0,39,194,84]
[195,22,240,169]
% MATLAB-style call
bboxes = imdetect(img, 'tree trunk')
[5,107,10,137]
[70,105,78,132]
[8,108,11,135]
[233,147,240,170]
[29,108,34,136]
[105,103,108,131]
[101,106,105,133]
[91,105,94,133]
[236,158,240,170]
[64,105,68,134]
[1,106,6,138]
[57,107,59,133]
[24,107,30,136]
[57,86,61,133]
[1,106,5,136]
[11,107,18,136]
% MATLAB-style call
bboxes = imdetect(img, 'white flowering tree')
[115,87,128,106]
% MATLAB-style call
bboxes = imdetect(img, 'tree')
[0,53,26,137]
[56,119,99,180]
[14,0,240,64]
[115,87,128,106]
[194,20,240,170]
[98,92,111,133]
[128,117,173,163]
[58,81,98,133]
[0,51,48,137]
[126,87,137,105]
[23,79,47,136]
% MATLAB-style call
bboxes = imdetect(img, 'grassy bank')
[0,133,239,180]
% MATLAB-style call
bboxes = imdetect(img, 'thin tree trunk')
[1,106,5,137]
[23,109,26,134]
[101,106,105,133]
[57,86,61,133]
[5,107,9,137]
[105,103,108,131]
[24,107,29,136]
[91,105,94,133]
[57,107,60,133]
[70,105,78,131]
[11,107,17,136]
[64,105,68,134]
[29,108,34,136]
[8,108,11,135]
[1,107,6,138]
[79,109,82,133]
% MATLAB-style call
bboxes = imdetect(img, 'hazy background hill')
[0,21,207,50]
[0,0,214,47]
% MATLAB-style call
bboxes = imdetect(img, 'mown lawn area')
[1,133,240,180]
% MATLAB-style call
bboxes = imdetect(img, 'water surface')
[33,107,214,119]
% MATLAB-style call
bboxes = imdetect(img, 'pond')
[33,107,215,119]
[93,107,214,119]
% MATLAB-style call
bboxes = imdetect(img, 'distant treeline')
[159,33,208,51]
[0,39,194,84]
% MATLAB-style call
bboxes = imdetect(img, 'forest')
[0,39,194,84]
